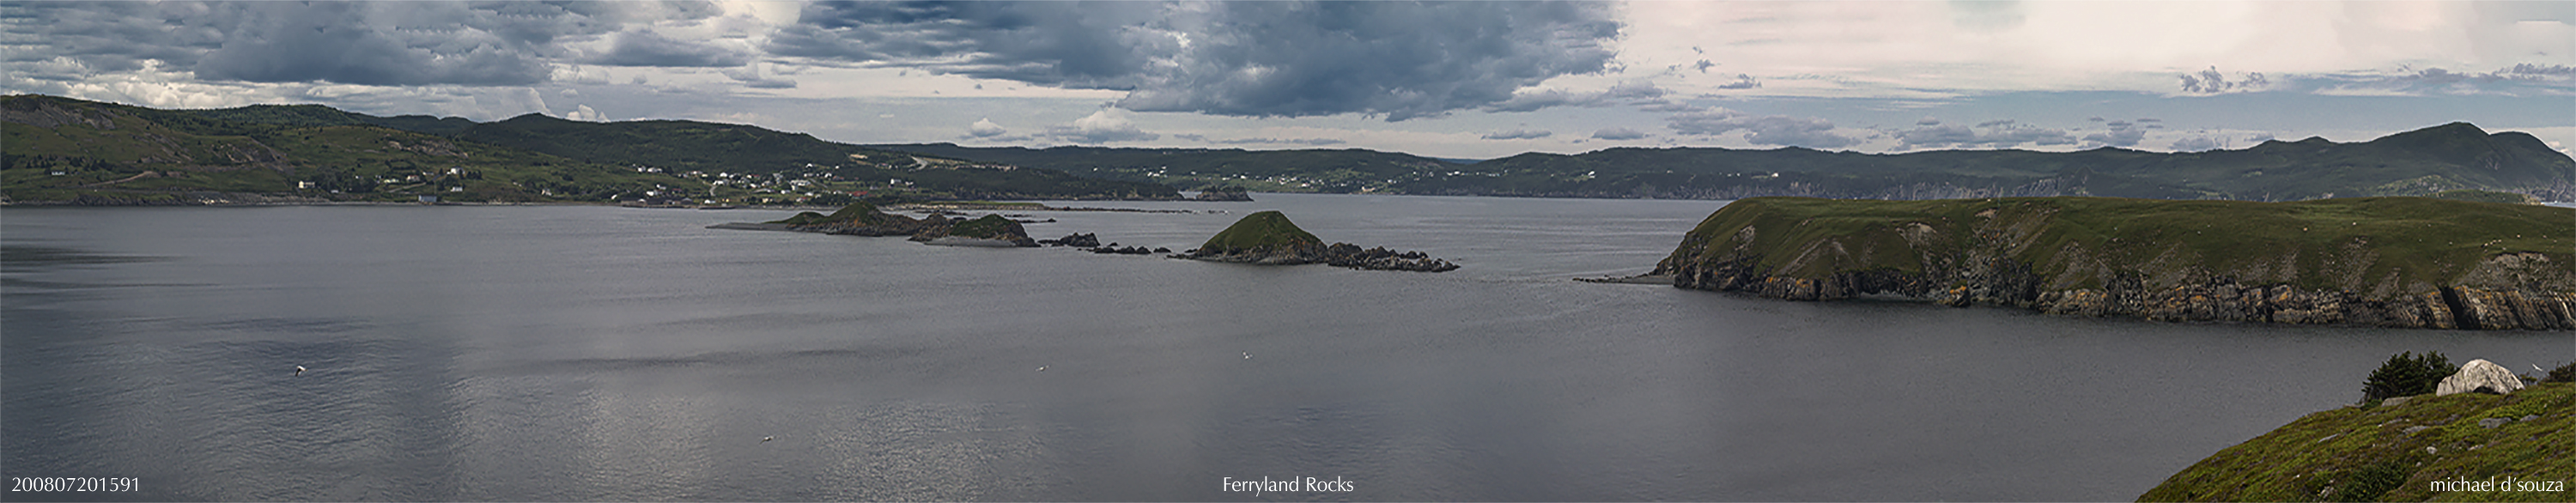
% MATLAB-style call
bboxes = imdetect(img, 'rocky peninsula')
[1647,197,2574,330]
[1179,210,1459,272]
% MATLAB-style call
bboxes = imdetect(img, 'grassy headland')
[1652,197,2575,329]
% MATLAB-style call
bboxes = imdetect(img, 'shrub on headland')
[2362,351,2456,403]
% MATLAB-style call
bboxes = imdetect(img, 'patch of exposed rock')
[2435,359,2525,396]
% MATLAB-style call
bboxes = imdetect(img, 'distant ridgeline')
[873,122,2576,202]
[1648,197,2575,330]
[1,94,1178,205]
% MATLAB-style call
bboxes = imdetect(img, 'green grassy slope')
[1660,197,2574,294]
[2140,383,2575,502]
[3,95,690,203]
[1199,210,1323,252]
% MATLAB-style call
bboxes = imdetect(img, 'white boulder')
[2434,359,2525,396]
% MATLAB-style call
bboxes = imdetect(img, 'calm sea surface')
[4,193,2567,501]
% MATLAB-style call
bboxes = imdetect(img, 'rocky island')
[1646,197,2574,330]
[908,214,1039,247]
[1179,210,1459,272]
[708,202,1035,246]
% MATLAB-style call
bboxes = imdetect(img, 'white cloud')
[1044,107,1159,143]
[968,118,1007,138]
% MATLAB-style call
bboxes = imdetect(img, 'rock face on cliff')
[1650,197,2576,330]
[1183,210,1459,272]
[2436,360,2527,396]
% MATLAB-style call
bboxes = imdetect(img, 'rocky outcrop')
[907,214,1039,247]
[713,203,1038,246]
[1038,233,1101,247]
[1652,197,2576,330]
[1193,186,1254,202]
[2435,359,2526,396]
[1182,210,1460,272]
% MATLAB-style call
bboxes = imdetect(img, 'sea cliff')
[1649,197,2575,330]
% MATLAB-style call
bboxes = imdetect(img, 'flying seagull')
[294,366,306,376]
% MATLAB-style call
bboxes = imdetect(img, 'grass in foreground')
[2139,383,2575,502]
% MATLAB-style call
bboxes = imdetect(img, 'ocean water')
[3,193,2567,501]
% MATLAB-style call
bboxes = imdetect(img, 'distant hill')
[863,143,1455,192]
[455,115,1178,201]
[3,94,688,204]
[1,94,1180,204]
[876,124,2576,201]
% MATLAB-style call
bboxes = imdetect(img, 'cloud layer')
[772,1,1624,120]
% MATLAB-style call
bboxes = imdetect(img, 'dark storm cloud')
[1592,127,1650,140]
[1482,129,1554,140]
[13,1,724,86]
[771,1,1624,121]
[589,30,749,67]
[1667,109,1856,149]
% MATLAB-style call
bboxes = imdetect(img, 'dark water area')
[4,194,2567,501]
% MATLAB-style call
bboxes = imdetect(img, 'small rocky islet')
[707,202,1039,247]
[710,203,1458,272]
[1176,210,1458,272]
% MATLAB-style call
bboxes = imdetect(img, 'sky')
[4,0,2572,160]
